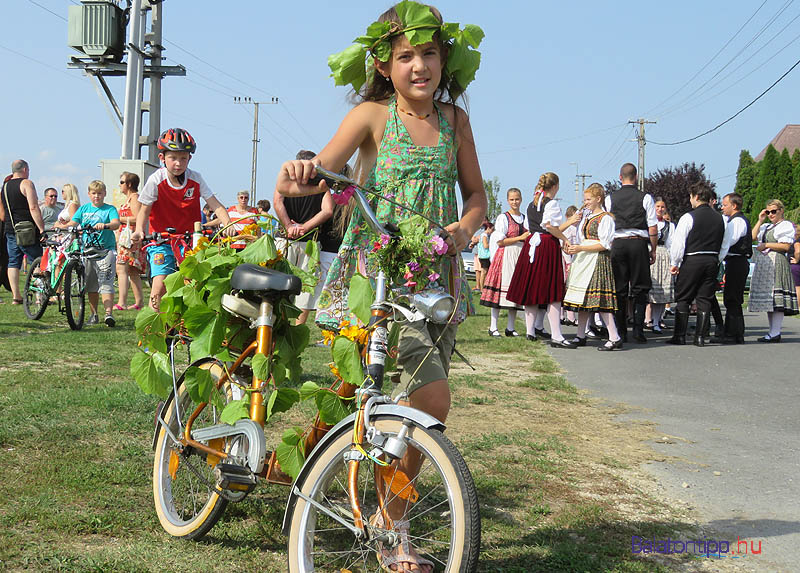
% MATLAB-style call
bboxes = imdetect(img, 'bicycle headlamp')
[412,290,455,324]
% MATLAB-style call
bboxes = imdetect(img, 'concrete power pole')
[629,119,656,193]
[234,97,279,203]
[577,173,592,197]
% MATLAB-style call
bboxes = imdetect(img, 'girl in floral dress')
[276,4,486,571]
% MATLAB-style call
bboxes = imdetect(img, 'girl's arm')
[752,210,767,240]
[448,107,487,253]
[127,193,141,228]
[276,102,383,196]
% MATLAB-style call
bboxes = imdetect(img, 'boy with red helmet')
[132,128,233,310]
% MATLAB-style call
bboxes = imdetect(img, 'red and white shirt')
[139,167,213,234]
[227,205,258,248]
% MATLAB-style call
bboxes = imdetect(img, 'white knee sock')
[535,308,545,330]
[576,312,590,339]
[490,307,499,332]
[547,302,564,341]
[602,312,620,342]
[507,309,518,332]
[524,306,536,336]
[651,304,665,329]
[769,311,784,338]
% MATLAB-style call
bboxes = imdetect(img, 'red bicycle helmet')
[157,128,197,154]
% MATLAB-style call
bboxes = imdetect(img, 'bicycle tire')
[23,257,49,320]
[64,260,85,330]
[287,416,480,572]
[153,359,241,540]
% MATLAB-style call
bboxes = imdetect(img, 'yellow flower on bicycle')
[320,330,336,346]
[339,321,370,345]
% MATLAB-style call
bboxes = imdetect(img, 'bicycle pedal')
[215,463,257,492]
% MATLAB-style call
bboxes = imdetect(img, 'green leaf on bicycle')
[181,285,203,308]
[130,350,172,399]
[205,253,239,269]
[180,254,213,283]
[219,396,250,425]
[332,337,363,386]
[287,261,317,294]
[304,239,320,275]
[299,381,320,401]
[134,308,168,354]
[281,426,304,446]
[184,365,214,404]
[239,234,278,264]
[348,273,374,324]
[163,270,184,294]
[205,276,231,310]
[208,386,226,412]
[315,388,352,425]
[267,387,300,420]
[252,353,270,381]
[276,440,305,480]
[286,360,303,384]
[285,323,310,359]
[158,294,185,325]
[271,361,287,385]
[186,308,226,361]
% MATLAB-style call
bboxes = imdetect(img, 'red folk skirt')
[507,233,565,306]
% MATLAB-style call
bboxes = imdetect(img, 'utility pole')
[629,119,656,193]
[577,173,592,197]
[234,96,279,203]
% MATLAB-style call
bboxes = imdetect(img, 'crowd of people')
[477,163,800,349]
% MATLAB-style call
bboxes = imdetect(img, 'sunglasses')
[766,208,781,215]
[119,181,127,185]
[47,195,57,198]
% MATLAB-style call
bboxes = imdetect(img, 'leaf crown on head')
[327,1,484,97]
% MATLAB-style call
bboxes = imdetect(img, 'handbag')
[118,225,133,249]
[2,181,38,247]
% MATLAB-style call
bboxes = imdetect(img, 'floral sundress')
[315,97,472,330]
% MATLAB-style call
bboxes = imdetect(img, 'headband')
[328,1,484,95]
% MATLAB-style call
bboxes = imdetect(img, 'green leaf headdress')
[327,1,484,97]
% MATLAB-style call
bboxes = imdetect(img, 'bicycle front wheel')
[23,257,49,320]
[64,260,85,330]
[153,359,240,540]
[287,416,480,572]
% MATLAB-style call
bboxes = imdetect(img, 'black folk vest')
[686,204,724,255]
[609,185,647,230]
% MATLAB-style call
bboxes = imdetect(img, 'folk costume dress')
[648,219,675,304]
[315,97,472,330]
[479,211,526,310]
[748,221,799,316]
[563,211,617,313]
[507,193,565,306]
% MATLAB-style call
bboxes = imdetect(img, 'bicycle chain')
[179,449,241,502]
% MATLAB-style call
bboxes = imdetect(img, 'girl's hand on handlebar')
[131,230,144,247]
[279,160,329,193]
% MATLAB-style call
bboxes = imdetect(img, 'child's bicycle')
[23,227,105,330]
[151,167,480,572]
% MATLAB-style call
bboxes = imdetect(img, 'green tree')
[752,144,780,221]
[793,157,800,208]
[483,177,502,222]
[791,148,800,167]
[734,149,758,214]
[777,148,794,206]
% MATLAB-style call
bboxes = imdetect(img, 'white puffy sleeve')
[489,214,508,259]
[597,214,616,250]
[774,220,796,243]
[542,200,563,227]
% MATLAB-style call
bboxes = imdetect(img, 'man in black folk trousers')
[606,163,658,343]
[667,186,730,346]
[718,192,752,343]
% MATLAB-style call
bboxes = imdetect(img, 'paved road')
[549,311,799,572]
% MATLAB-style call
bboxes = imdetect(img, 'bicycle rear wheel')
[287,416,480,572]
[23,257,49,320]
[64,260,86,330]
[153,359,241,540]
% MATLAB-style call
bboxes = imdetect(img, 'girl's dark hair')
[358,4,466,106]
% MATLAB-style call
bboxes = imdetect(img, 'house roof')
[755,124,800,161]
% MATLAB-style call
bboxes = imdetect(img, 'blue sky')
[3,0,799,210]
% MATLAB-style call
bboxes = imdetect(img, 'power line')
[656,0,795,118]
[162,38,276,99]
[478,122,627,155]
[649,55,800,146]
[26,0,66,21]
[0,42,78,80]
[646,0,769,116]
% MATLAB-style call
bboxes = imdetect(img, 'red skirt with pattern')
[507,233,565,305]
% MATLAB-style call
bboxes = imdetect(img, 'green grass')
[0,285,701,572]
